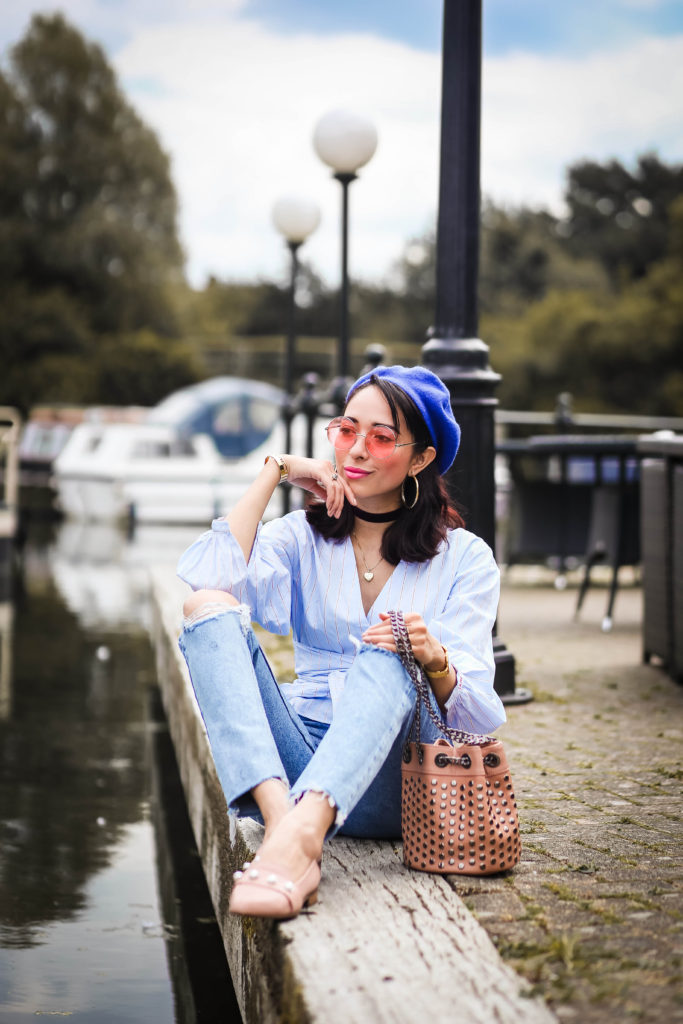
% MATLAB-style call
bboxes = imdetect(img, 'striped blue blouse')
[177,511,505,735]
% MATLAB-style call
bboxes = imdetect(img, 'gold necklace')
[353,532,383,582]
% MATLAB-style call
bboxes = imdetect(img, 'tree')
[561,152,683,287]
[0,14,198,410]
[363,199,607,344]
[487,196,683,415]
[479,201,606,314]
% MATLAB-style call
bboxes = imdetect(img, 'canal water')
[0,520,240,1023]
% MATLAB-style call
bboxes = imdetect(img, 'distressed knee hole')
[182,591,250,631]
[182,588,238,618]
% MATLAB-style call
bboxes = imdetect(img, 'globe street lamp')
[313,109,377,398]
[272,196,320,511]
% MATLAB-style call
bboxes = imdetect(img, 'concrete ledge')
[151,570,556,1024]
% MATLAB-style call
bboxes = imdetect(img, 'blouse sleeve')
[428,534,505,735]
[176,515,301,636]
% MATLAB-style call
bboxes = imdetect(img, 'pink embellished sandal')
[229,855,321,919]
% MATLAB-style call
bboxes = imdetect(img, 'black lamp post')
[272,196,321,511]
[422,0,528,702]
[313,109,378,404]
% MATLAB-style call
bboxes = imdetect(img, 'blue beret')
[346,365,460,475]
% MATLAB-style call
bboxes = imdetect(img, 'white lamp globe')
[271,197,321,244]
[313,109,378,174]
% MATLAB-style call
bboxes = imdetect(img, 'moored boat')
[51,377,325,524]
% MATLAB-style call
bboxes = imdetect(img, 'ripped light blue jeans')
[178,603,446,838]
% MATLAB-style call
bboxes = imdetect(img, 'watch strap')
[264,454,289,483]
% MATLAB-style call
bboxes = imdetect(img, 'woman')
[177,365,505,920]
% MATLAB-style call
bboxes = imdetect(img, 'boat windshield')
[130,437,196,459]
[148,384,283,458]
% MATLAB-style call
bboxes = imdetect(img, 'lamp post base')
[494,639,532,705]
[422,334,531,706]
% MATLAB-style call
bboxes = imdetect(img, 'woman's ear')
[411,446,437,474]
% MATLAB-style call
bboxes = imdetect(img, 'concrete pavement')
[458,568,683,1022]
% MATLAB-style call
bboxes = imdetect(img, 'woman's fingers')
[374,611,427,639]
[287,459,356,517]
[331,470,356,513]
[362,635,397,653]
[367,612,432,660]
[322,467,356,518]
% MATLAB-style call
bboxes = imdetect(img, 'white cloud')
[482,35,683,212]
[109,17,683,286]
[116,19,441,285]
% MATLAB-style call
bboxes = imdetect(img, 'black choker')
[353,506,403,523]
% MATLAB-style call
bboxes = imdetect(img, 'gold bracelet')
[425,645,450,679]
[264,454,288,484]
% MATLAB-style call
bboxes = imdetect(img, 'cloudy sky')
[1,1,682,288]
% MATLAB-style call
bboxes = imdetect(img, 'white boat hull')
[52,413,326,525]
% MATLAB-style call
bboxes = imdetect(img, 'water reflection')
[0,520,235,1022]
[48,520,200,631]
[0,596,13,720]
[0,558,154,949]
[150,690,241,1023]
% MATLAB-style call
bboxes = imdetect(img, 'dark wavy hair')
[305,375,464,563]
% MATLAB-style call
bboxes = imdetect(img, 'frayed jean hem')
[227,774,290,822]
[182,601,252,633]
[289,786,346,834]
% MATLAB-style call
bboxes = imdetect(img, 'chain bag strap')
[389,610,521,875]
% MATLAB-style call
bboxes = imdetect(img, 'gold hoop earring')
[401,474,419,509]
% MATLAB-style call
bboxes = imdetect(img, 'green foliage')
[348,200,609,346]
[96,331,203,406]
[479,201,607,314]
[0,13,198,411]
[0,284,92,408]
[563,152,683,286]
[489,194,683,414]
[362,159,683,415]
[487,290,610,411]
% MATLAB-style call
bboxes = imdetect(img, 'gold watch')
[425,645,450,679]
[264,454,289,484]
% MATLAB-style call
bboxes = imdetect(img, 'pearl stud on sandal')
[229,858,321,919]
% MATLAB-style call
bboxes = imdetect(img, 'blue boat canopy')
[148,377,284,458]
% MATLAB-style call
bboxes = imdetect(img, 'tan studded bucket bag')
[389,610,521,876]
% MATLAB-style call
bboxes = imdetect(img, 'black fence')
[638,436,683,682]
[497,434,642,630]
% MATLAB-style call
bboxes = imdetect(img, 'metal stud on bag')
[389,610,521,876]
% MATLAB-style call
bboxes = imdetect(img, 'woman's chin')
[355,491,402,510]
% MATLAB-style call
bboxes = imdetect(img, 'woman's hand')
[361,612,445,670]
[285,455,357,519]
[362,612,455,709]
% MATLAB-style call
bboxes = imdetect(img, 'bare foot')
[254,794,335,879]
[252,778,290,841]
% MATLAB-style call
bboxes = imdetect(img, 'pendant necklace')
[353,532,383,582]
